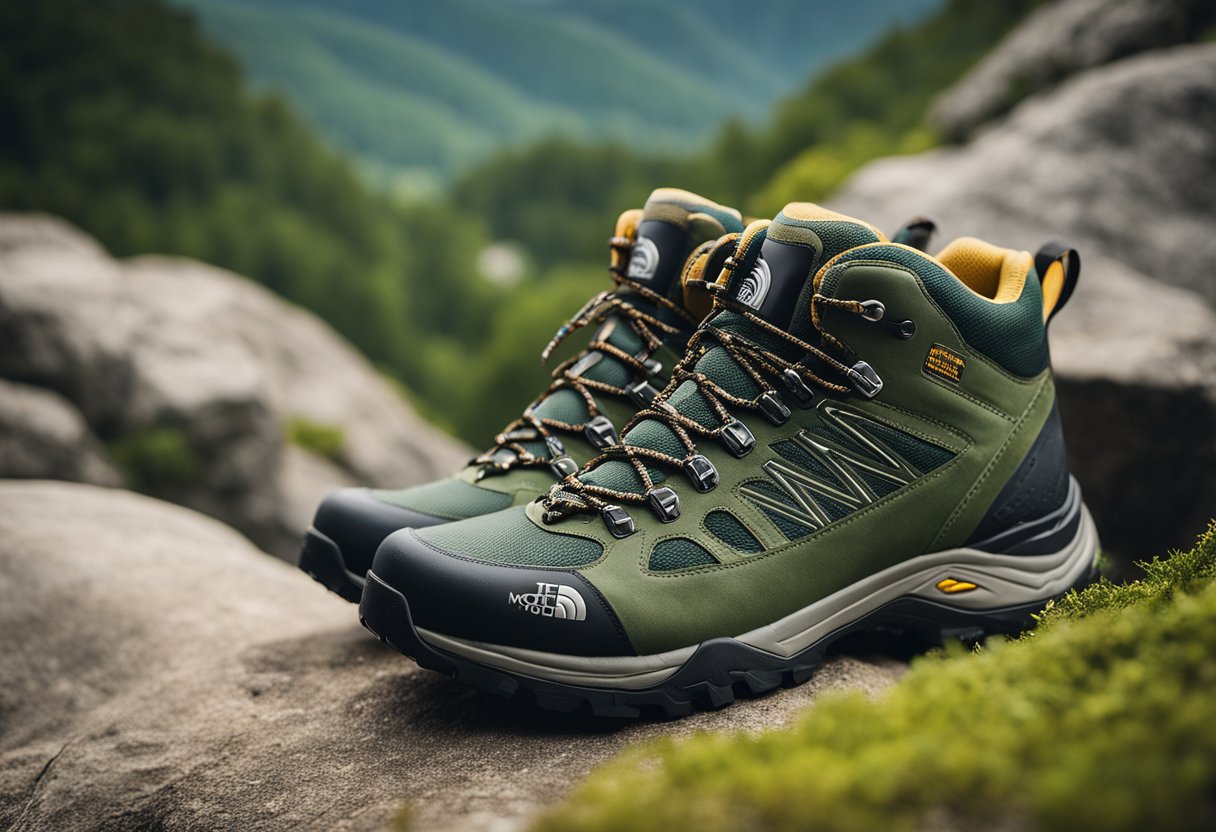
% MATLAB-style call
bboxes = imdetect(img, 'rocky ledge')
[0,481,903,832]
[0,218,469,557]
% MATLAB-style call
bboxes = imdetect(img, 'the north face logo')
[509,582,587,621]
[626,236,660,282]
[737,256,771,310]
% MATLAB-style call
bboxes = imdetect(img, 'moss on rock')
[286,417,345,462]
[535,521,1216,832]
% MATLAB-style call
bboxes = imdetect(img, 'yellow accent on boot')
[936,578,979,594]
[934,237,1032,303]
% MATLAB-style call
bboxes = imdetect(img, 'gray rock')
[0,481,905,832]
[930,0,1211,140]
[842,45,1216,301]
[832,45,1216,560]
[0,379,122,487]
[0,216,469,557]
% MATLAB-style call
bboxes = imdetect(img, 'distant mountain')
[174,0,939,187]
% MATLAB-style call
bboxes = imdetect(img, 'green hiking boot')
[299,188,745,601]
[361,203,1098,717]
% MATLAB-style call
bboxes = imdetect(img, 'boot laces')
[539,267,875,521]
[473,235,696,478]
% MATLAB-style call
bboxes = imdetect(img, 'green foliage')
[176,0,939,186]
[453,139,678,272]
[178,0,580,181]
[535,521,1216,832]
[286,417,345,461]
[455,0,1037,264]
[720,0,1044,210]
[109,427,200,491]
[750,125,936,214]
[0,0,512,444]
[1037,524,1216,628]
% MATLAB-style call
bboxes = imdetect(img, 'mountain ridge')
[174,0,938,185]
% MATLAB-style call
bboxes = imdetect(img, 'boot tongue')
[721,203,884,331]
[625,188,744,300]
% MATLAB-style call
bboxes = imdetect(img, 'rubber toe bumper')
[299,488,447,601]
[369,528,635,657]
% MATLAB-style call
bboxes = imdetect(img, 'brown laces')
[539,275,874,522]
[473,235,698,478]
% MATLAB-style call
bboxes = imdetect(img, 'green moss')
[286,417,345,461]
[109,427,200,491]
[534,521,1216,832]
[390,803,413,832]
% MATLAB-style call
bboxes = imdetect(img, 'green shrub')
[534,521,1216,832]
[109,427,200,491]
[285,417,345,461]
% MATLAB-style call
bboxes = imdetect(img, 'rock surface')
[0,217,469,557]
[0,481,905,832]
[0,379,121,487]
[929,0,1212,141]
[833,44,1216,560]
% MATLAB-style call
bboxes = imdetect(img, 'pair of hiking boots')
[300,188,1097,718]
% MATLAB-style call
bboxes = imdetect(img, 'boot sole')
[359,509,1099,719]
[298,527,364,603]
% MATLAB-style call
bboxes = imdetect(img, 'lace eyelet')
[683,455,719,492]
[847,361,883,398]
[601,505,636,538]
[626,379,660,408]
[861,299,885,321]
[758,391,791,425]
[550,456,579,478]
[647,487,681,522]
[860,298,915,339]
[720,420,756,457]
[781,369,816,408]
[584,415,618,449]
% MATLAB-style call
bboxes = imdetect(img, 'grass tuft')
[108,426,200,492]
[286,416,345,462]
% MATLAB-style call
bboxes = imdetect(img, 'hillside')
[452,0,1041,271]
[0,0,505,443]
[175,0,938,186]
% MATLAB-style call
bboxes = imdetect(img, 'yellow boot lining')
[934,237,1032,304]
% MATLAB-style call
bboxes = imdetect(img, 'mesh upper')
[576,311,793,498]
[862,420,956,473]
[529,311,649,426]
[704,511,763,554]
[649,537,718,571]
[417,507,604,567]
[503,193,738,449]
[372,478,512,520]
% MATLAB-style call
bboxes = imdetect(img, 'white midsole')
[416,629,697,690]
[418,506,1099,691]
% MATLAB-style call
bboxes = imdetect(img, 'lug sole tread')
[358,562,1096,720]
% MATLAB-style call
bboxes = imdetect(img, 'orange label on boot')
[925,344,965,384]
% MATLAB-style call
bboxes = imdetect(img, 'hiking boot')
[360,203,1098,716]
[299,189,745,601]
